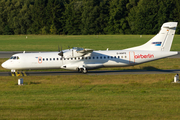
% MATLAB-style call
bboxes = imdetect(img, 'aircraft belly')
[103,61,129,67]
[61,61,84,70]
[84,63,103,69]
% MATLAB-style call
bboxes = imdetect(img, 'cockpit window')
[13,56,17,59]
[10,56,20,60]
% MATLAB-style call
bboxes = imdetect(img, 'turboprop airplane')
[1,22,178,74]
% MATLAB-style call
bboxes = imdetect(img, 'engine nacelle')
[63,50,85,58]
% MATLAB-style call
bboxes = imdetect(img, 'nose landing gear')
[11,70,27,76]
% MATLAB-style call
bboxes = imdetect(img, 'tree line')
[0,0,180,35]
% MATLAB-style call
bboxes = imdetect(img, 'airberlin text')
[134,54,154,59]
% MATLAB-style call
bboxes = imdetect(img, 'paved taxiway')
[0,51,180,76]
[0,69,180,76]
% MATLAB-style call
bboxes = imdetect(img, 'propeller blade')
[58,46,63,57]
[58,45,60,52]
[58,52,63,57]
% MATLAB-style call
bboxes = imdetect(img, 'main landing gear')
[78,67,88,74]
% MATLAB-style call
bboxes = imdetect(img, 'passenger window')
[43,58,45,61]
[121,56,123,58]
[39,58,42,62]
[60,58,62,60]
[82,57,84,59]
[53,58,55,60]
[100,57,102,59]
[57,58,59,60]
[114,56,116,58]
[71,58,73,60]
[125,56,127,58]
[46,58,48,61]
[85,57,88,59]
[111,56,113,58]
[89,57,91,59]
[50,58,52,61]
[104,56,106,59]
[93,57,95,59]
[67,58,69,60]
[107,56,110,59]
[96,57,98,59]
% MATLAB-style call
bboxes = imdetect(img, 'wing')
[62,47,94,58]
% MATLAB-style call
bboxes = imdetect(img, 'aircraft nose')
[1,62,7,69]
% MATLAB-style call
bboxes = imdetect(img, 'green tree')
[128,0,161,34]
[46,0,66,34]
[128,0,178,34]
[41,26,49,34]
[106,0,130,34]
[50,24,57,34]
[81,0,109,35]
[0,0,14,34]
[64,0,83,35]
[173,0,180,33]
[0,0,7,34]
[31,0,48,34]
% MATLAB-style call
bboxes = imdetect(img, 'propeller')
[58,45,63,57]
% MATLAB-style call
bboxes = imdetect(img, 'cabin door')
[129,51,135,64]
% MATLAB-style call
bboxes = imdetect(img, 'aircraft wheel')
[82,68,88,74]
[79,68,84,73]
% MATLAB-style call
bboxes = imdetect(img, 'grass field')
[1,74,180,119]
[1,35,180,119]
[0,35,180,51]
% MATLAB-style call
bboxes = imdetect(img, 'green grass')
[1,74,180,119]
[0,35,180,51]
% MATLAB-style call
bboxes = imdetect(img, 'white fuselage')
[1,50,177,71]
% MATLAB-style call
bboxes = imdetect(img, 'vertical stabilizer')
[125,22,178,51]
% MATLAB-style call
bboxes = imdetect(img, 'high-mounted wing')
[60,47,94,58]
